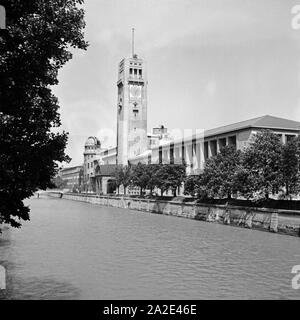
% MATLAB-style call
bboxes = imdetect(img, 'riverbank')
[47,192,300,237]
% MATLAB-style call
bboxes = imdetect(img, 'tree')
[184,175,201,197]
[122,165,132,195]
[51,175,67,189]
[155,164,186,197]
[0,1,88,228]
[131,163,150,196]
[280,138,300,197]
[146,164,159,195]
[202,146,242,199]
[242,130,282,199]
[114,165,132,195]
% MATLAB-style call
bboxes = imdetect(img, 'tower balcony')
[128,76,144,84]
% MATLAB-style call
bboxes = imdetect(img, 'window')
[138,69,142,78]
[210,140,217,156]
[170,144,174,164]
[159,146,162,164]
[192,138,196,157]
[204,141,208,160]
[228,136,237,149]
[182,141,185,164]
[218,138,226,150]
[133,110,139,117]
[286,134,296,143]
[276,134,283,143]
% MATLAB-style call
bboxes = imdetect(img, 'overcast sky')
[53,0,300,166]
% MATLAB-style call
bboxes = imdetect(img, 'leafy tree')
[72,183,80,193]
[184,175,201,197]
[232,166,257,200]
[242,130,282,199]
[131,163,150,195]
[146,164,159,195]
[202,146,242,199]
[280,138,300,197]
[122,165,132,195]
[114,165,132,195]
[51,175,67,189]
[155,164,186,197]
[0,0,88,228]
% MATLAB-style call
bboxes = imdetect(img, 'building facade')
[128,115,300,176]
[59,165,83,192]
[81,40,300,195]
[93,163,117,195]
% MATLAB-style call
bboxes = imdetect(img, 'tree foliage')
[51,175,67,189]
[114,165,132,195]
[0,0,88,227]
[145,164,159,194]
[114,163,186,197]
[131,163,151,195]
[201,146,242,199]
[184,131,300,201]
[242,131,282,199]
[280,137,300,197]
[183,175,201,197]
[153,164,186,196]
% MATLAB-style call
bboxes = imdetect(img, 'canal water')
[0,197,300,300]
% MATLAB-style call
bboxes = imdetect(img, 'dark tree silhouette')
[0,0,88,228]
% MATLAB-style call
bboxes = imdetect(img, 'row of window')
[204,136,237,159]
[129,68,142,79]
[86,162,94,169]
[144,133,297,165]
[142,136,237,165]
[276,134,296,142]
[85,154,96,160]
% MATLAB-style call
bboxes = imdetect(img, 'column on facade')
[282,134,287,144]
[174,145,181,164]
[185,143,193,175]
[208,140,212,158]
[216,139,220,153]
[151,148,159,164]
[162,144,170,164]
[198,139,205,171]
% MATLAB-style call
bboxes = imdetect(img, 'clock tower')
[116,31,148,165]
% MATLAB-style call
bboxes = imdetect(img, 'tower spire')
[132,27,135,57]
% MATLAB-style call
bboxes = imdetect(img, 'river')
[0,197,299,299]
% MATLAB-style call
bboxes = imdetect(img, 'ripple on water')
[0,198,299,299]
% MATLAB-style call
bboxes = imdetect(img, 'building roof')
[85,136,101,146]
[60,165,83,173]
[146,114,300,151]
[204,115,300,139]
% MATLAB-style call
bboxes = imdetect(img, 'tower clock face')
[129,85,142,100]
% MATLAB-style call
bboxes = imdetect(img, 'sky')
[53,0,300,166]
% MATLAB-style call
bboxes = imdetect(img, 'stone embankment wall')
[49,192,300,237]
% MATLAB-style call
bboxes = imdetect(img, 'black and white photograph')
[1,0,300,308]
